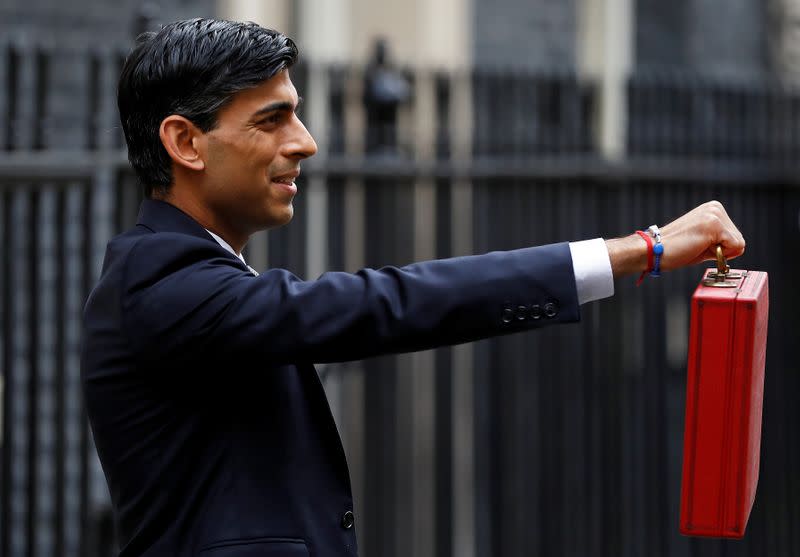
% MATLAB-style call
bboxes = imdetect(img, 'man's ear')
[159,115,206,172]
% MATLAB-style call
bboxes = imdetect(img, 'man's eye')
[257,114,282,126]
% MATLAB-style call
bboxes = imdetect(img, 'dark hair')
[118,18,298,197]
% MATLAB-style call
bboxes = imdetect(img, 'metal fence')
[0,43,799,557]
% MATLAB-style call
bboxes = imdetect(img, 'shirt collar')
[204,228,248,266]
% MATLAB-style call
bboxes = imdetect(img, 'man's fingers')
[721,222,746,259]
[703,230,745,263]
[705,202,745,260]
[721,207,746,254]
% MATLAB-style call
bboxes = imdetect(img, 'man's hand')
[606,201,746,280]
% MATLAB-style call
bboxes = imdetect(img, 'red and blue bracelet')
[636,225,663,285]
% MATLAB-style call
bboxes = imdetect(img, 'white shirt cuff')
[569,238,614,305]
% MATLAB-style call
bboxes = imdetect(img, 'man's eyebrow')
[251,97,304,119]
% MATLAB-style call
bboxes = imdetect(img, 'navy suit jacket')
[82,199,581,556]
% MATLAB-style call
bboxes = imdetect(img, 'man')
[82,18,745,557]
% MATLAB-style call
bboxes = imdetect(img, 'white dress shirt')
[205,229,260,276]
[569,238,614,304]
[206,230,614,305]
[205,229,247,265]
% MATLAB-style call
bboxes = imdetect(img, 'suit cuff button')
[544,302,558,318]
[341,510,355,529]
[515,305,527,321]
[502,307,514,324]
[529,304,542,320]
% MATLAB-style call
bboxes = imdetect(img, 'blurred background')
[1,0,799,556]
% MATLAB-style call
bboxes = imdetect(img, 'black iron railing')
[0,42,798,557]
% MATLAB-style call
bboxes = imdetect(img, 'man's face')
[200,69,317,235]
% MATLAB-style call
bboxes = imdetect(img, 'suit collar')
[136,199,259,274]
[135,199,257,274]
[136,198,216,243]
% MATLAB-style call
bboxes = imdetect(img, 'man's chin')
[262,205,294,230]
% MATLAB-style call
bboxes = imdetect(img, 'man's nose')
[287,117,318,159]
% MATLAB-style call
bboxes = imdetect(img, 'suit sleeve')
[121,234,580,366]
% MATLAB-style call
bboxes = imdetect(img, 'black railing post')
[1,189,12,557]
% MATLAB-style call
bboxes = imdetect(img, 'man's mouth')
[271,170,300,193]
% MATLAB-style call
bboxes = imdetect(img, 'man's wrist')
[606,234,649,279]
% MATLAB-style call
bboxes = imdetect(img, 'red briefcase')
[680,249,768,538]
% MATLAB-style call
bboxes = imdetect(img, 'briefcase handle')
[702,245,743,288]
